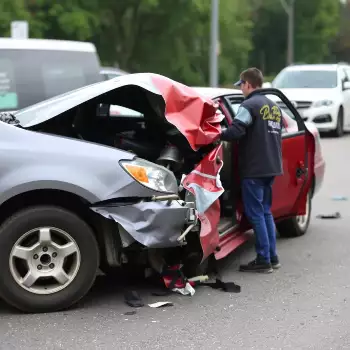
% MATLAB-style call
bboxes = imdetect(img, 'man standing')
[220,68,283,273]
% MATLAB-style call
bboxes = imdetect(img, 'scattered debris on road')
[148,301,173,308]
[202,278,241,293]
[122,253,241,311]
[316,212,341,219]
[161,264,196,296]
[172,283,196,296]
[331,196,348,201]
[124,311,137,316]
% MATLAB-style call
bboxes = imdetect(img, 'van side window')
[0,58,18,111]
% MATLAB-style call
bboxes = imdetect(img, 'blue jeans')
[241,177,277,263]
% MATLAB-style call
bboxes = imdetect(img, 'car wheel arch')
[0,189,106,258]
[339,105,344,119]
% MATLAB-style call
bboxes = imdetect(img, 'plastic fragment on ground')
[316,212,341,219]
[172,282,195,296]
[331,196,348,201]
[148,301,173,308]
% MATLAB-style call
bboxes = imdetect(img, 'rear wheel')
[0,206,99,313]
[277,192,311,238]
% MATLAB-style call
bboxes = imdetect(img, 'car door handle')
[296,161,306,179]
[296,167,305,178]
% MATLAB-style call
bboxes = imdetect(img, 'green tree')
[330,0,350,62]
[96,0,253,85]
[95,0,211,85]
[219,0,253,83]
[295,0,339,63]
[248,0,287,75]
[25,0,101,40]
[0,0,253,86]
[248,0,340,76]
[0,0,29,36]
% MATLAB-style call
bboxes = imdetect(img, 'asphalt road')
[0,134,349,350]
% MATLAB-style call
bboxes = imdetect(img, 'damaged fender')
[183,144,225,260]
[91,200,194,248]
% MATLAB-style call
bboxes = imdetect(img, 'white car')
[263,63,350,137]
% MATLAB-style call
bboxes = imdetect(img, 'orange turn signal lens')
[124,164,149,183]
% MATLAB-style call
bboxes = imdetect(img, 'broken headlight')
[120,158,178,194]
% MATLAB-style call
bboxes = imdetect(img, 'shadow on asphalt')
[0,229,310,315]
[0,238,261,315]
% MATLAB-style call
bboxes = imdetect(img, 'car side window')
[280,112,298,134]
[218,107,228,128]
[213,98,230,128]
[226,95,244,117]
[230,102,241,115]
[227,95,290,134]
[109,105,144,118]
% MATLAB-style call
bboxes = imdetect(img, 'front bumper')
[300,105,338,131]
[91,196,197,248]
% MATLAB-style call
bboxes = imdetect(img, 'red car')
[107,81,325,264]
[192,87,325,260]
[107,80,325,265]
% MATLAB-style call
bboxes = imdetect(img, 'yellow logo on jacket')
[260,104,282,132]
[259,104,281,123]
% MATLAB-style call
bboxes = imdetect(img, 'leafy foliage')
[0,0,342,85]
[249,0,340,76]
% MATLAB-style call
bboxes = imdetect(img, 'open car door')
[224,88,314,222]
[255,88,314,220]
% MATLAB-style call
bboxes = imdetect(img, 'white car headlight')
[313,100,334,107]
[120,158,178,194]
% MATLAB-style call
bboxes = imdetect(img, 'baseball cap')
[233,79,245,87]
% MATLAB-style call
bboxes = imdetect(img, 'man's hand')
[199,138,221,156]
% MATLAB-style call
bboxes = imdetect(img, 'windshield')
[273,69,338,89]
[0,49,101,112]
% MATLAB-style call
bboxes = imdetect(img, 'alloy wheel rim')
[9,227,81,295]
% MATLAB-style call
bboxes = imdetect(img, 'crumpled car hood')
[12,73,225,258]
[14,73,223,149]
[149,74,223,150]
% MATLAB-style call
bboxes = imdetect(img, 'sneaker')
[239,258,273,273]
[271,256,281,269]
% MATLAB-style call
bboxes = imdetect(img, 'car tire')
[0,206,99,313]
[277,192,312,238]
[332,107,344,138]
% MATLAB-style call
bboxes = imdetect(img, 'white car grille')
[277,101,312,110]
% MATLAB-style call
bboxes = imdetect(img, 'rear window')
[0,49,101,112]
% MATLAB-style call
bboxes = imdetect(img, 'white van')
[0,38,102,112]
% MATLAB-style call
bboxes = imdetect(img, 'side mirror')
[262,82,272,88]
[343,81,350,90]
